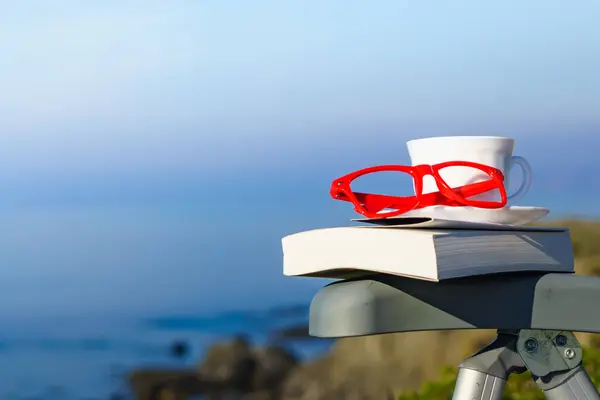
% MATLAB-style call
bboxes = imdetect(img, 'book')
[349,216,563,230]
[282,225,574,281]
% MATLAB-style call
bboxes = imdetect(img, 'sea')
[0,305,331,400]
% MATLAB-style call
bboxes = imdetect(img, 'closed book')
[282,226,574,281]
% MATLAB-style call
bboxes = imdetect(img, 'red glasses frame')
[330,161,507,219]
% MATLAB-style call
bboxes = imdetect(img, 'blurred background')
[1,0,600,399]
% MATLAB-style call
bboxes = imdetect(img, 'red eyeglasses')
[330,161,507,219]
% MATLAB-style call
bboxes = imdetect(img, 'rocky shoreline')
[129,336,304,400]
[127,329,497,400]
[129,330,600,400]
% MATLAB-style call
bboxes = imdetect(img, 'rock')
[280,356,334,399]
[252,345,298,392]
[169,340,190,360]
[246,389,279,400]
[198,336,257,393]
[197,336,298,398]
[128,369,207,400]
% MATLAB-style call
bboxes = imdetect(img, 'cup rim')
[407,135,513,145]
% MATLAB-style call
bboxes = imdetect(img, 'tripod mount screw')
[556,334,568,346]
[565,348,576,359]
[524,338,538,352]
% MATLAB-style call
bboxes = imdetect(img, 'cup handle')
[507,156,532,203]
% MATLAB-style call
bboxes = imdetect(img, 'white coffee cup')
[406,136,532,204]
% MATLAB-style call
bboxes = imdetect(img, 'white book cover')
[282,222,573,281]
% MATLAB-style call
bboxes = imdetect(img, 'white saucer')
[372,206,550,226]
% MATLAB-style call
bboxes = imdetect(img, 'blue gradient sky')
[1,0,600,318]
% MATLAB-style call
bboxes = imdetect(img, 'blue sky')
[1,0,600,318]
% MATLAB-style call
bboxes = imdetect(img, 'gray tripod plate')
[309,272,600,338]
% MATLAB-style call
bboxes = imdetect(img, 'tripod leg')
[540,366,600,399]
[452,369,506,400]
[517,330,600,400]
[452,330,526,400]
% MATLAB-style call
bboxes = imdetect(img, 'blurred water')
[0,306,329,399]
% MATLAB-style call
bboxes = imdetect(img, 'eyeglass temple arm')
[347,179,499,213]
